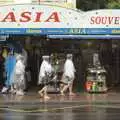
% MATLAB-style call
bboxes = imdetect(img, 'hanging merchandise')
[5,49,16,88]
[0,48,5,89]
[2,48,8,59]
[86,81,93,91]
[9,47,14,55]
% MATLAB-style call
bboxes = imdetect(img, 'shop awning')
[47,35,120,39]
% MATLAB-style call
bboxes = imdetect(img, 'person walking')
[2,50,16,93]
[60,54,76,96]
[14,54,25,95]
[38,56,53,99]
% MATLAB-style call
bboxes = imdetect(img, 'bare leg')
[16,82,24,96]
[38,85,50,99]
[10,84,14,93]
[44,85,50,99]
[38,86,46,97]
[60,76,71,95]
[60,83,64,91]
[69,81,75,96]
[60,84,69,95]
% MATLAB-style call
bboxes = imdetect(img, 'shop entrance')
[1,36,120,92]
[6,35,83,92]
[79,39,120,91]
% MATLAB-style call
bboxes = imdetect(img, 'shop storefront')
[0,4,120,92]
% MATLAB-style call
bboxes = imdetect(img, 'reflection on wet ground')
[0,88,120,120]
[0,106,120,120]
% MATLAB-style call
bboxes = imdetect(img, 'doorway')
[5,36,120,92]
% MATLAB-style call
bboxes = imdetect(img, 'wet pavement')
[0,91,120,106]
[0,104,120,120]
[0,88,120,120]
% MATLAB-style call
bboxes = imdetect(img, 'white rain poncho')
[22,49,28,66]
[14,55,25,89]
[64,59,75,79]
[61,58,76,84]
[38,60,53,85]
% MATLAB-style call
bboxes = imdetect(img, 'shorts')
[61,74,74,85]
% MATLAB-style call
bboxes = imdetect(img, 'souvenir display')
[86,53,107,93]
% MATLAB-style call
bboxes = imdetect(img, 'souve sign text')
[90,16,120,25]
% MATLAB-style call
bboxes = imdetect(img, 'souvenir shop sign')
[0,4,119,35]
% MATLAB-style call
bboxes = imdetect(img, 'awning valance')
[47,35,120,39]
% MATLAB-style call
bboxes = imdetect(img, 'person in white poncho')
[38,56,53,99]
[14,54,25,95]
[61,54,76,96]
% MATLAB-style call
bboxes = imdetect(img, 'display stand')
[86,66,107,93]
